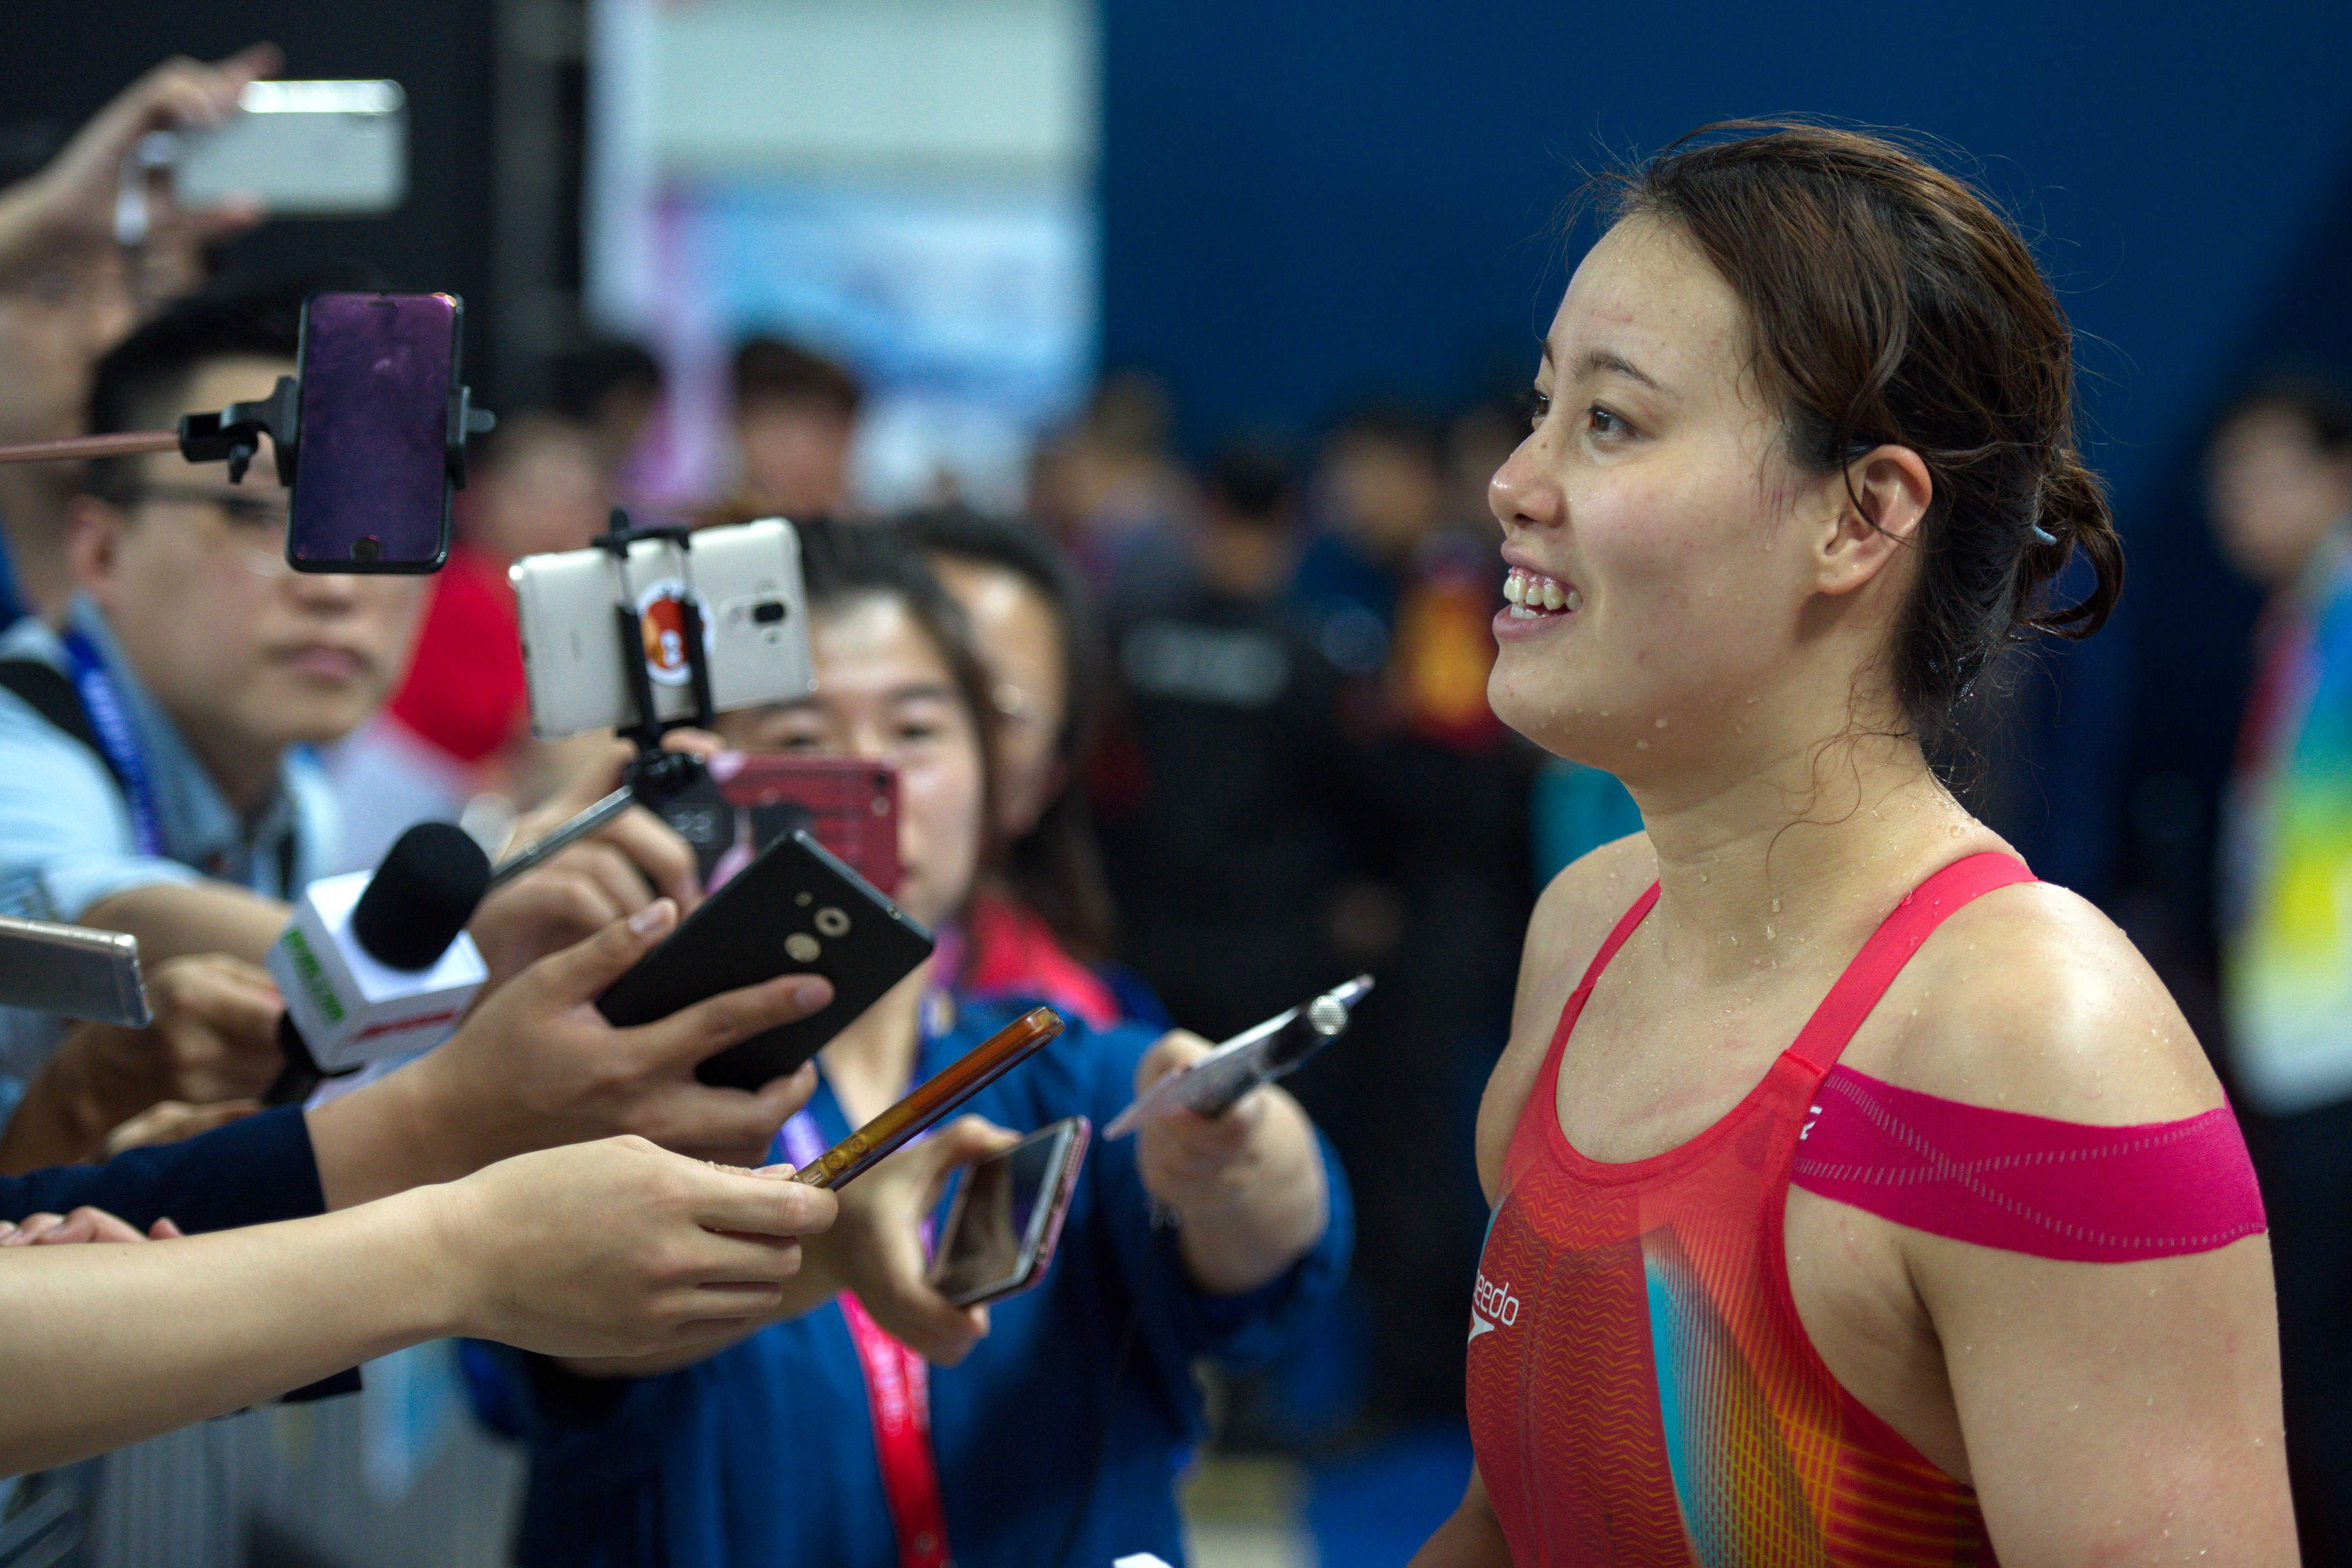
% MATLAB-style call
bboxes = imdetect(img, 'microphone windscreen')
[351,822,493,970]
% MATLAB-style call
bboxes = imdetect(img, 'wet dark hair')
[1593,122,2123,746]
[893,505,1118,962]
[2210,372,2352,458]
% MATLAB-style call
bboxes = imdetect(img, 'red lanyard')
[782,1110,952,1568]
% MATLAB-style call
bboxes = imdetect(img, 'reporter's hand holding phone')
[0,953,285,1174]
[0,1137,834,1476]
[1132,1030,1331,1297]
[470,739,704,993]
[0,45,279,285]
[308,899,834,1208]
[809,1115,1018,1364]
[431,1137,836,1358]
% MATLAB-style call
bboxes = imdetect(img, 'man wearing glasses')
[0,279,410,1125]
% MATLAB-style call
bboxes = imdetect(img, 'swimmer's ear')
[1812,444,1932,599]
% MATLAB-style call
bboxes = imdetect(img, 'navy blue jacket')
[1,1104,355,1397]
[479,1001,1354,1568]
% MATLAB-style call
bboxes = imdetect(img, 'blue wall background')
[1098,0,2352,927]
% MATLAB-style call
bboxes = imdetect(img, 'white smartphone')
[510,518,815,740]
[0,915,148,1028]
[170,81,407,215]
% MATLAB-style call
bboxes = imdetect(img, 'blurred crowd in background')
[8,3,2352,1564]
[354,327,1574,1442]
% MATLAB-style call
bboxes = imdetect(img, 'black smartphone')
[596,829,933,1090]
[287,290,459,572]
[929,1116,1091,1307]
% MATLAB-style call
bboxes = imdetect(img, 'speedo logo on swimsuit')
[1469,1270,1519,1343]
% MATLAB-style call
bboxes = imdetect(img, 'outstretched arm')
[1134,1031,1330,1295]
[0,1136,834,1476]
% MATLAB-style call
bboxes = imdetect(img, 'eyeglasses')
[114,485,293,579]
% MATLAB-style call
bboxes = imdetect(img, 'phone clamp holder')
[171,376,495,490]
[176,376,301,487]
[596,508,715,807]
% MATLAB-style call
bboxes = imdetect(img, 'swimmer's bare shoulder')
[1475,832,1655,1200]
[1854,876,2223,1126]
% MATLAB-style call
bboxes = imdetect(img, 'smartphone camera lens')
[814,907,850,937]
[353,536,381,563]
[753,599,788,625]
[785,933,820,962]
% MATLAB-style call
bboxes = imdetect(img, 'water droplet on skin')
[1771,899,1780,913]
[1699,873,1709,883]
[1728,934,1738,946]
[1654,717,1668,729]
[1635,739,1649,750]
[1599,710,1609,718]
[1765,926,1776,940]
[1949,824,1963,837]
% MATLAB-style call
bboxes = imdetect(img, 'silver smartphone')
[510,518,815,740]
[167,81,407,215]
[0,916,149,1028]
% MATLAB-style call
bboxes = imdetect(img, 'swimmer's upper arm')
[1474,831,1654,1200]
[1878,885,2294,1561]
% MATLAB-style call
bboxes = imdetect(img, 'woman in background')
[897,505,1159,1027]
[495,519,1348,1568]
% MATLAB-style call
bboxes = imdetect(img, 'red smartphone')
[790,1007,1063,1189]
[929,1116,1090,1307]
[651,755,899,894]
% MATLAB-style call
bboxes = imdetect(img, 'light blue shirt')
[0,595,337,1100]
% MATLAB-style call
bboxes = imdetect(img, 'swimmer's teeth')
[1503,566,1577,616]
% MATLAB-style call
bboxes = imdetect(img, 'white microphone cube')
[267,870,488,1073]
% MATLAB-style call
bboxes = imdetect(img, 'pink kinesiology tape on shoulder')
[1791,1065,2267,1262]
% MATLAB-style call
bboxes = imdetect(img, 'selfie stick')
[0,377,495,490]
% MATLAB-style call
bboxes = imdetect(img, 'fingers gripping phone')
[170,81,407,215]
[287,291,461,572]
[596,830,934,1091]
[510,519,815,739]
[930,1116,1090,1308]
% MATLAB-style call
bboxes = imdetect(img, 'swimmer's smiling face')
[1486,216,1916,786]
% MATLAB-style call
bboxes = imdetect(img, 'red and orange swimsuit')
[1466,853,2266,1565]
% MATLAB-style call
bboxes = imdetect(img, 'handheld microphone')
[265,822,492,1096]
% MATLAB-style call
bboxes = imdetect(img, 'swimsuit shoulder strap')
[1784,851,2036,1077]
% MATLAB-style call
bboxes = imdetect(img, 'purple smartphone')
[928,1116,1090,1308]
[287,291,458,572]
